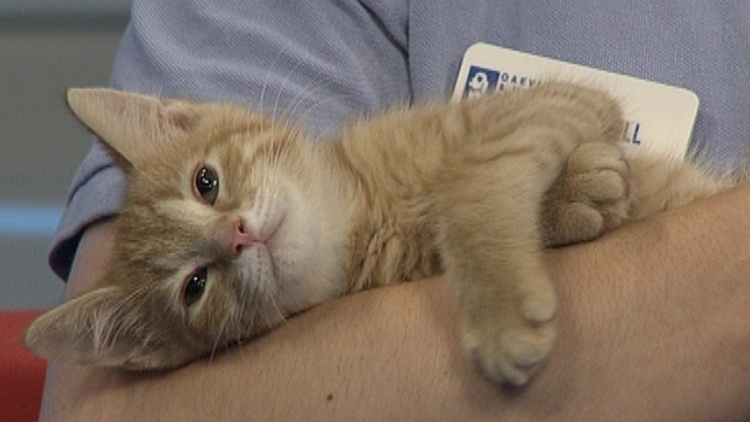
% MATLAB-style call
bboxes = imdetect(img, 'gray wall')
[0,12,129,308]
[0,0,130,18]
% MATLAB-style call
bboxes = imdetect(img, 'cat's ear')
[24,286,178,369]
[66,88,199,167]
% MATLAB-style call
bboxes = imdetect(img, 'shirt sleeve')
[49,0,411,279]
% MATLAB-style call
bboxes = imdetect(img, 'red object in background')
[0,310,47,422]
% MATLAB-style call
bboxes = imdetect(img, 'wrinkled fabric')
[50,0,750,279]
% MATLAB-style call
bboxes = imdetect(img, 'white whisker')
[270,56,303,133]
[208,314,231,365]
[285,76,330,122]
[294,91,356,138]
[258,49,287,132]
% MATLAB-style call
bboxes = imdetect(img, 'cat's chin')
[249,182,348,313]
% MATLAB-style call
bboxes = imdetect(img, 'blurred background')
[0,0,130,308]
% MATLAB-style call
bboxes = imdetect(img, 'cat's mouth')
[263,211,286,250]
[237,210,288,288]
[264,211,289,282]
[235,242,278,304]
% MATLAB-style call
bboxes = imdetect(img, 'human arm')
[38,183,750,422]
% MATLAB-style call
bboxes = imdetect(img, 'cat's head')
[24,89,349,369]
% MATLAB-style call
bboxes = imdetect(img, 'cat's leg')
[541,144,737,247]
[542,142,634,247]
[432,127,581,386]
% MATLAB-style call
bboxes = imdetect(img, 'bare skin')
[39,183,750,422]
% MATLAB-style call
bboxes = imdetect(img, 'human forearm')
[541,181,750,421]
[39,184,750,422]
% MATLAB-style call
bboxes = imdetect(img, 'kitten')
[24,82,734,385]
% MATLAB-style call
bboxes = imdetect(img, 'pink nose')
[229,219,257,256]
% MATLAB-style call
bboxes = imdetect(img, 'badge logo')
[463,66,499,99]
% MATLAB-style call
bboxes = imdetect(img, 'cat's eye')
[195,165,219,205]
[183,267,208,307]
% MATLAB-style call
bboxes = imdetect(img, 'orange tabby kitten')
[24,82,734,385]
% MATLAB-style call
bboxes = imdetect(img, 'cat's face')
[25,90,349,369]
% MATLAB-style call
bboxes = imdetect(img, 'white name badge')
[452,43,699,159]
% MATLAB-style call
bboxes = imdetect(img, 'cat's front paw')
[542,142,634,247]
[460,277,558,386]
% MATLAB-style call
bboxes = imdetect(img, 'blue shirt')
[49,0,750,278]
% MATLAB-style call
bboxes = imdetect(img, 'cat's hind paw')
[542,142,634,247]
